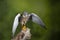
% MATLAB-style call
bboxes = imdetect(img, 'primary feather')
[30,13,46,29]
[12,13,20,37]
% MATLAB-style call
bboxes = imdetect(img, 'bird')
[12,11,46,38]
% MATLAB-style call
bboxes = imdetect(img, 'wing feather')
[30,13,46,29]
[12,13,20,37]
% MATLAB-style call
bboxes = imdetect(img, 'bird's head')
[21,11,29,26]
[22,11,28,18]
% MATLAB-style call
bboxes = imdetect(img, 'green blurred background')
[0,0,60,40]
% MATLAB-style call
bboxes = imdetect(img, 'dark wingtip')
[43,26,47,30]
[40,24,47,30]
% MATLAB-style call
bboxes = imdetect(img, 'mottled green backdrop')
[0,0,60,40]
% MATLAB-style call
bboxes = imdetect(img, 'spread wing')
[12,13,20,37]
[29,13,46,29]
